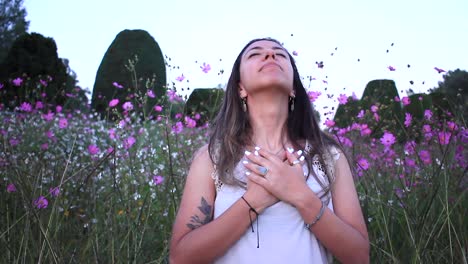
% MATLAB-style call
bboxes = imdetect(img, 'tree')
[185,88,224,125]
[0,0,29,62]
[430,69,468,121]
[91,29,166,119]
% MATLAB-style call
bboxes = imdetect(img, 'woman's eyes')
[248,52,287,58]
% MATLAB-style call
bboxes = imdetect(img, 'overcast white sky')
[24,0,468,120]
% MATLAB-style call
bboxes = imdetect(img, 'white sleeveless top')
[212,146,340,264]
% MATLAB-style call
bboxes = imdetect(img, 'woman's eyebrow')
[245,46,285,54]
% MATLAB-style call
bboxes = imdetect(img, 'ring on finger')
[258,166,269,176]
[292,160,300,165]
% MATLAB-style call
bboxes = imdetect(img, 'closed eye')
[248,53,260,58]
[276,53,287,58]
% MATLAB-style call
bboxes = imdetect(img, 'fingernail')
[297,150,303,156]
[245,171,251,176]
[299,156,305,161]
[287,147,294,153]
[242,160,248,164]
[255,146,261,151]
[254,151,259,156]
[245,150,251,156]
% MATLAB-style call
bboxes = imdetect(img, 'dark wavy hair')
[208,38,340,197]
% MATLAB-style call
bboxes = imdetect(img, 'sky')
[24,0,468,121]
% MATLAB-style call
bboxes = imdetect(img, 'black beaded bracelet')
[241,196,260,248]
[305,200,325,230]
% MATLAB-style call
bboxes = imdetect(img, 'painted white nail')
[299,156,305,161]
[255,146,261,151]
[297,150,303,156]
[287,147,294,153]
[245,171,251,176]
[245,150,251,156]
[254,150,259,156]
[242,160,248,164]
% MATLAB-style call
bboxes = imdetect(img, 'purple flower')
[292,51,298,56]
[122,101,134,111]
[185,116,197,128]
[147,90,155,98]
[438,132,451,145]
[419,150,431,165]
[370,105,378,113]
[35,101,44,109]
[404,113,412,127]
[42,112,54,121]
[58,118,68,129]
[424,109,433,120]
[307,91,321,103]
[357,110,365,119]
[404,141,416,155]
[88,144,100,156]
[387,66,396,71]
[109,99,119,108]
[40,79,48,86]
[357,158,370,170]
[12,77,23,86]
[152,175,164,185]
[19,102,33,112]
[56,105,62,113]
[380,132,396,148]
[154,105,163,112]
[7,183,16,193]
[41,143,48,150]
[172,121,184,134]
[0,83,3,89]
[324,119,335,128]
[176,74,185,82]
[405,158,416,168]
[351,92,358,100]
[402,96,411,106]
[34,196,49,209]
[49,187,60,197]
[338,94,348,105]
[113,82,124,89]
[9,138,20,146]
[124,136,136,149]
[200,63,211,73]
[167,90,181,102]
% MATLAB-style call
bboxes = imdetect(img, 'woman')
[169,38,369,264]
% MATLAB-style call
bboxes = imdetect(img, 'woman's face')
[238,40,294,97]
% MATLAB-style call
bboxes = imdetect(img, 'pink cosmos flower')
[167,90,181,102]
[404,141,416,155]
[360,127,372,136]
[153,175,164,185]
[172,121,184,134]
[113,82,124,89]
[58,118,68,129]
[109,99,119,108]
[434,67,446,74]
[7,183,16,193]
[45,130,55,139]
[200,63,211,73]
[380,132,396,148]
[56,105,62,113]
[387,66,396,71]
[147,90,155,98]
[49,187,60,197]
[9,138,20,146]
[122,101,133,111]
[12,77,23,86]
[34,196,48,209]
[40,79,48,86]
[404,113,412,127]
[185,116,197,128]
[357,158,370,170]
[154,105,163,112]
[438,131,451,145]
[419,150,431,165]
[107,147,114,154]
[370,105,378,113]
[175,113,183,119]
[402,96,411,106]
[41,143,48,150]
[324,119,335,128]
[338,94,348,105]
[322,80,328,84]
[357,110,365,119]
[194,113,201,120]
[35,101,44,109]
[394,96,400,102]
[292,51,298,56]
[447,121,458,131]
[405,158,416,168]
[176,74,185,82]
[88,144,100,156]
[307,91,321,103]
[0,83,3,89]
[373,113,380,122]
[19,102,32,112]
[424,109,432,120]
[124,136,136,149]
[351,92,358,101]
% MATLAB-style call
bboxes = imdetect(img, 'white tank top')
[212,146,340,264]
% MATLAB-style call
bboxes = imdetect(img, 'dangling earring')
[289,96,295,112]
[241,97,247,112]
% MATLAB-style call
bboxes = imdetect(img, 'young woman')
[169,38,369,264]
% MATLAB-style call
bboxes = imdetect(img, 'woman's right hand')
[243,177,278,214]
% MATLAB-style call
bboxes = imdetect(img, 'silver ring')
[258,166,268,176]
[292,160,300,165]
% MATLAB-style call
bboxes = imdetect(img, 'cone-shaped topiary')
[91,29,166,119]
[334,96,361,128]
[185,88,224,126]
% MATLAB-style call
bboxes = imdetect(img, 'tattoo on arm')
[186,197,213,230]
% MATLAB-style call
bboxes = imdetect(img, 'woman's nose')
[264,49,276,60]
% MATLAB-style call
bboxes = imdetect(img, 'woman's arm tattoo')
[187,197,213,230]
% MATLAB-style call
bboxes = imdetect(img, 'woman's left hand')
[243,147,311,206]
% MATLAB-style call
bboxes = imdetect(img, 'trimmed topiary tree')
[0,32,70,110]
[334,96,361,128]
[91,29,166,119]
[185,88,224,126]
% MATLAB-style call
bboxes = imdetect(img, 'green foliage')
[91,29,166,119]
[403,93,432,121]
[430,69,468,122]
[185,88,224,125]
[0,0,29,62]
[334,96,360,128]
[0,32,74,110]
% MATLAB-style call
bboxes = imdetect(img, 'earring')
[241,97,247,112]
[289,96,295,112]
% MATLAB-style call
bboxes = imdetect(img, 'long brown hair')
[208,38,340,197]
